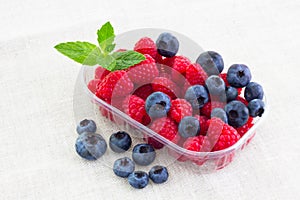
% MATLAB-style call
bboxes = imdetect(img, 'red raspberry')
[133,84,153,100]
[127,54,159,85]
[155,54,164,64]
[94,66,110,80]
[169,99,193,123]
[162,57,175,67]
[134,37,157,59]
[87,79,101,94]
[236,117,254,137]
[183,135,211,152]
[236,96,248,106]
[200,101,226,118]
[171,56,191,82]
[206,118,241,151]
[141,114,151,126]
[145,136,164,149]
[96,70,134,101]
[150,117,178,142]
[122,95,146,123]
[185,63,208,86]
[194,115,209,135]
[152,77,181,99]
[219,73,242,95]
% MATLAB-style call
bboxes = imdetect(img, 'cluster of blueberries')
[75,119,168,189]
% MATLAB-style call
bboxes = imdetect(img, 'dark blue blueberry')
[156,32,179,57]
[113,157,135,178]
[211,108,228,123]
[109,131,132,153]
[226,86,238,102]
[178,116,200,138]
[205,75,226,96]
[244,82,264,102]
[76,119,96,134]
[145,92,171,119]
[184,85,209,109]
[128,171,149,189]
[196,51,224,75]
[75,132,107,160]
[149,165,169,184]
[225,100,249,127]
[132,144,156,166]
[248,99,265,117]
[227,64,252,87]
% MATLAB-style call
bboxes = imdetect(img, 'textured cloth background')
[0,0,300,199]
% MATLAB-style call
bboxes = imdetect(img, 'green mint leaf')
[97,22,115,53]
[112,50,146,70]
[54,41,101,66]
[96,54,116,71]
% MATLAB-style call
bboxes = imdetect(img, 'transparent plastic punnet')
[73,28,268,172]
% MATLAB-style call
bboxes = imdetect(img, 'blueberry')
[226,86,238,102]
[132,144,156,166]
[225,100,249,127]
[109,131,132,153]
[149,165,169,184]
[196,51,224,75]
[227,64,252,87]
[75,132,107,160]
[205,75,226,96]
[76,119,97,134]
[178,116,200,138]
[156,32,179,57]
[145,92,171,119]
[128,171,149,189]
[244,82,264,102]
[113,157,135,178]
[211,108,228,123]
[184,85,209,109]
[248,99,265,117]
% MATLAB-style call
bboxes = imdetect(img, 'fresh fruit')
[113,157,135,178]
[76,119,97,134]
[211,108,228,123]
[185,63,208,85]
[225,100,249,127]
[149,165,169,184]
[94,66,110,80]
[236,96,249,106]
[156,32,179,57]
[123,95,146,123]
[145,92,171,119]
[87,79,101,94]
[200,101,225,118]
[219,73,242,95]
[248,99,265,117]
[127,54,159,84]
[128,171,149,189]
[132,143,156,166]
[236,117,254,137]
[75,132,107,160]
[134,37,157,59]
[194,115,209,135]
[178,116,200,138]
[205,75,226,95]
[169,98,193,123]
[184,85,209,109]
[227,64,252,87]
[244,82,264,102]
[196,51,224,75]
[133,84,153,100]
[183,135,211,152]
[109,131,132,153]
[152,77,180,99]
[150,117,178,141]
[145,136,164,149]
[171,56,191,82]
[96,70,134,100]
[226,86,238,102]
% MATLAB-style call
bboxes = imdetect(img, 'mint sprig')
[54,22,145,71]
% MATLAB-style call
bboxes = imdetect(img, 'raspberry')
[162,57,175,67]
[171,56,191,82]
[185,63,208,86]
[194,115,209,135]
[150,117,178,142]
[122,95,146,123]
[141,114,151,126]
[88,79,101,94]
[145,136,164,149]
[134,37,157,59]
[155,54,164,64]
[236,96,249,106]
[219,73,242,95]
[206,118,241,151]
[94,66,110,80]
[236,117,254,137]
[133,84,153,100]
[127,54,159,84]
[152,77,180,99]
[183,135,211,152]
[200,101,226,118]
[96,70,134,101]
[169,99,193,123]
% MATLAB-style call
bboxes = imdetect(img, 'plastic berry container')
[73,28,268,172]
